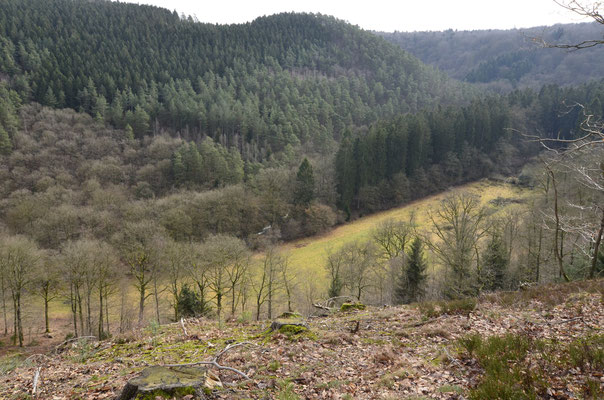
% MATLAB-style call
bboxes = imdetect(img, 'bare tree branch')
[532,1,604,50]
[162,341,255,380]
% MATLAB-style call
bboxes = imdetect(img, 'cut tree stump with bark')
[117,366,219,400]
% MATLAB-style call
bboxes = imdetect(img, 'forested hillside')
[380,22,604,90]
[0,0,603,364]
[0,0,471,155]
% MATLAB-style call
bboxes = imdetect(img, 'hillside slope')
[0,0,469,152]
[380,22,604,90]
[1,280,601,399]
[282,179,531,291]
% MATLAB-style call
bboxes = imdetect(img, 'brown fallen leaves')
[1,280,602,399]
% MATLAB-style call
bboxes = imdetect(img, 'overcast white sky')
[118,0,591,32]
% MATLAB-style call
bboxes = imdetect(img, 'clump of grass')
[276,379,300,400]
[70,338,99,363]
[0,354,29,375]
[582,378,603,400]
[268,359,281,372]
[459,333,545,400]
[439,384,463,394]
[459,334,482,356]
[378,373,395,389]
[567,334,604,371]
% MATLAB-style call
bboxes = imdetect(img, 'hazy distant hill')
[380,22,604,91]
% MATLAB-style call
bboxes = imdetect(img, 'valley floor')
[1,280,602,399]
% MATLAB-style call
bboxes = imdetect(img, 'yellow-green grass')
[279,179,532,291]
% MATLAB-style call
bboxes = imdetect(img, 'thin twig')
[24,354,52,363]
[162,341,255,380]
[547,316,583,325]
[32,367,41,397]
[180,318,188,337]
[443,347,463,369]
[53,336,97,353]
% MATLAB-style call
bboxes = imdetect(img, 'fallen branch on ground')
[443,347,464,369]
[32,367,41,397]
[312,296,354,313]
[180,318,188,337]
[53,336,97,353]
[162,341,255,379]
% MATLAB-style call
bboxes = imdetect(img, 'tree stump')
[117,366,219,400]
[269,313,309,334]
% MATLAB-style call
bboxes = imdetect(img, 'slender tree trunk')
[98,286,104,339]
[267,280,272,320]
[153,278,161,326]
[16,292,23,347]
[138,284,145,326]
[1,275,7,336]
[119,289,126,334]
[536,225,543,283]
[77,290,84,335]
[12,296,17,345]
[231,283,237,318]
[71,284,78,337]
[216,291,222,323]
[44,293,50,334]
[86,289,92,336]
[105,286,110,336]
[590,209,604,279]
[171,281,179,322]
[549,169,570,282]
[283,277,292,313]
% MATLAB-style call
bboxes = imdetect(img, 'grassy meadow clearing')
[281,179,532,293]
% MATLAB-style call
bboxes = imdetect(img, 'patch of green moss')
[279,324,308,335]
[135,386,197,400]
[340,302,366,312]
[278,311,303,319]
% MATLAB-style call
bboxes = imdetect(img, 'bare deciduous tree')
[426,193,489,298]
[0,235,40,346]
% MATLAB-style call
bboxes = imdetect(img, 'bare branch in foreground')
[162,341,255,380]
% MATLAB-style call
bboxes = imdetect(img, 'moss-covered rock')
[270,318,309,333]
[340,302,366,312]
[117,366,217,400]
[277,311,303,319]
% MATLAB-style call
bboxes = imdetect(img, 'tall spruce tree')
[395,237,427,304]
[482,231,508,291]
[294,158,315,207]
[0,126,12,155]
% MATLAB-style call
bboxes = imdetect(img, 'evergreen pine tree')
[395,237,427,304]
[42,87,57,107]
[0,126,12,155]
[327,274,343,298]
[124,124,135,141]
[184,143,203,185]
[171,150,186,186]
[482,231,508,291]
[294,158,315,206]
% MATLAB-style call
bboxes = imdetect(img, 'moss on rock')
[340,302,366,312]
